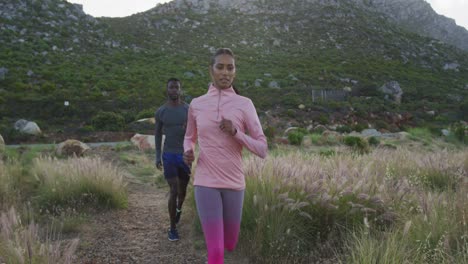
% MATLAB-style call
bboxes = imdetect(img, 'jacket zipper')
[217,88,221,120]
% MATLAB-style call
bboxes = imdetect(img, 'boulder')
[56,139,90,157]
[14,119,41,135]
[131,133,160,151]
[379,81,403,104]
[0,67,8,80]
[268,81,280,89]
[441,129,450,137]
[361,129,382,137]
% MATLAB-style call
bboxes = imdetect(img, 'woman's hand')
[183,149,195,165]
[219,117,237,136]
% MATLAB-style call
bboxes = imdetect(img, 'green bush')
[353,123,367,133]
[336,125,352,133]
[91,112,126,131]
[318,114,329,125]
[343,136,370,154]
[135,108,155,120]
[374,120,390,130]
[367,136,380,146]
[288,131,305,145]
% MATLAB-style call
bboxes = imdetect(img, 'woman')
[183,48,267,263]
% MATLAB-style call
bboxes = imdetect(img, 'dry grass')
[0,207,79,264]
[240,146,467,263]
[33,156,128,213]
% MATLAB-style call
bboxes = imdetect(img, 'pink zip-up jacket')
[184,84,267,190]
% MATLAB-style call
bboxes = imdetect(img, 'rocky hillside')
[0,0,467,136]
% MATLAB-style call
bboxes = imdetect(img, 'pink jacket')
[184,84,267,190]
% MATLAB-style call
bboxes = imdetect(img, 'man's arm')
[155,107,164,169]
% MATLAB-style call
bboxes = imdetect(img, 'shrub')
[343,136,370,154]
[336,125,352,133]
[263,126,276,140]
[288,131,304,145]
[367,136,380,146]
[352,123,367,133]
[318,114,329,125]
[375,120,390,130]
[407,127,433,141]
[91,111,125,131]
[135,108,155,120]
[33,156,128,213]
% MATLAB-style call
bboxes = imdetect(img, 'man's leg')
[167,177,178,230]
[163,153,180,241]
[175,165,190,222]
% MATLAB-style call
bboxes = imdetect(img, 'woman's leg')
[195,186,224,264]
[220,189,244,251]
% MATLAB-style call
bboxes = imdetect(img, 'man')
[155,78,190,242]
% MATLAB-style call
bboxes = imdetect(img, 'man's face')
[167,81,181,101]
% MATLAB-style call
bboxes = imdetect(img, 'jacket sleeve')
[183,103,197,152]
[155,108,163,164]
[233,100,267,159]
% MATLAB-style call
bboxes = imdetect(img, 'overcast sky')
[66,0,468,30]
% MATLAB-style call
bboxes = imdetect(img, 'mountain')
[0,0,467,137]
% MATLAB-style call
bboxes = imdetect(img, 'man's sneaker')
[175,208,182,224]
[168,228,179,241]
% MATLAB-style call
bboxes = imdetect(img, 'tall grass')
[0,207,79,264]
[33,156,128,213]
[240,147,467,263]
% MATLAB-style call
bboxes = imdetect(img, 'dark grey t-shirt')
[155,102,189,163]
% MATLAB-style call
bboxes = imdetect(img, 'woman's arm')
[183,104,197,155]
[233,99,267,158]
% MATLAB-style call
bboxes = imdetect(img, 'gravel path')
[77,179,207,264]
[76,164,249,263]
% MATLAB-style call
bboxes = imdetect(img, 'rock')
[184,71,195,78]
[130,133,158,151]
[426,110,435,116]
[443,62,459,71]
[395,132,410,140]
[379,81,403,104]
[22,122,42,135]
[136,118,155,124]
[0,134,4,150]
[441,129,450,137]
[298,104,305,110]
[0,67,8,80]
[343,86,352,92]
[361,129,381,137]
[254,79,263,87]
[56,139,90,156]
[14,119,28,130]
[312,125,327,133]
[284,127,299,135]
[14,120,41,135]
[268,81,280,89]
[27,70,34,77]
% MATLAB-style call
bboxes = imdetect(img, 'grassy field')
[0,132,466,263]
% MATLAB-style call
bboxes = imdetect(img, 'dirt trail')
[77,161,249,263]
[77,177,206,263]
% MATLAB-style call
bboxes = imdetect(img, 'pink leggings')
[194,186,244,264]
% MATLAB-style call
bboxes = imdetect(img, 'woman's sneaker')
[168,228,179,241]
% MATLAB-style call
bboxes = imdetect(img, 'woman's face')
[210,54,236,90]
